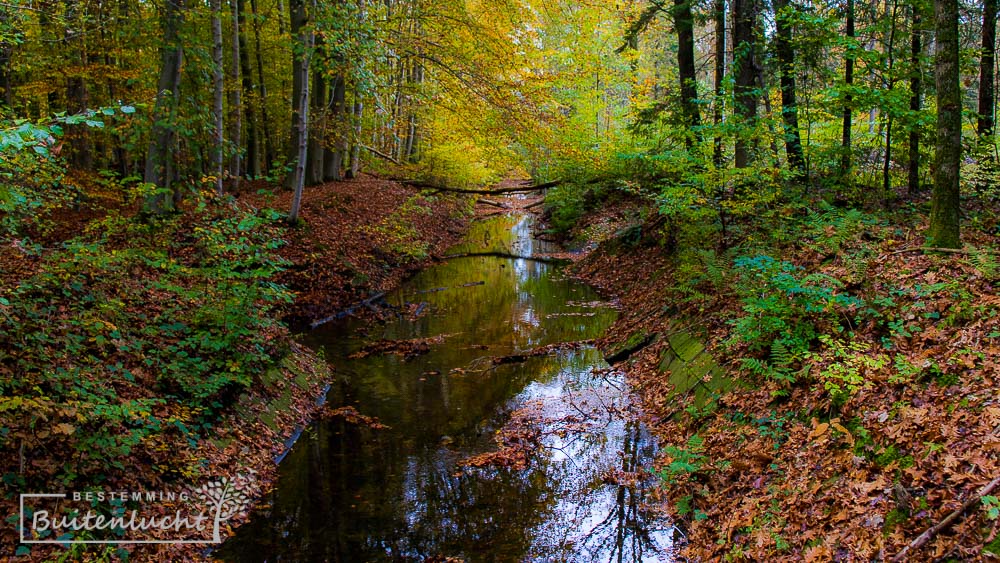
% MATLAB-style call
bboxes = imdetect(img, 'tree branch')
[891,476,1000,562]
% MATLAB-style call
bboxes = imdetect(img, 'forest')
[1,0,998,560]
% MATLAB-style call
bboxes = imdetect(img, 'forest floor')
[564,195,1000,560]
[0,174,474,561]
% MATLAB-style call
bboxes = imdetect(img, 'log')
[402,179,562,195]
[605,332,658,364]
[362,145,401,165]
[890,476,1000,562]
[478,198,510,209]
[442,251,567,264]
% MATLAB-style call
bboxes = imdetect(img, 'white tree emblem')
[193,474,253,543]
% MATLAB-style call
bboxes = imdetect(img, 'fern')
[970,248,998,280]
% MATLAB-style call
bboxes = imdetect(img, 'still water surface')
[219,212,673,562]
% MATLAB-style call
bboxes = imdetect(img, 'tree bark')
[229,0,242,189]
[250,0,275,174]
[324,75,346,181]
[841,0,856,179]
[713,0,726,166]
[143,0,185,215]
[928,0,961,248]
[882,0,900,201]
[672,0,702,144]
[308,63,326,185]
[285,0,307,190]
[289,1,313,223]
[908,4,923,194]
[237,0,260,178]
[732,0,759,168]
[773,0,804,175]
[979,0,997,138]
[212,0,225,195]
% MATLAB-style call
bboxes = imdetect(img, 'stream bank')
[565,196,1000,560]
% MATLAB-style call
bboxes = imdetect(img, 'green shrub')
[729,255,864,382]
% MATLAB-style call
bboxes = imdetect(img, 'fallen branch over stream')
[490,340,595,365]
[404,179,562,195]
[443,251,567,264]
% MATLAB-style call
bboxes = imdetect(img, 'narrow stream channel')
[219,207,674,562]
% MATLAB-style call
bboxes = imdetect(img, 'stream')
[219,207,674,562]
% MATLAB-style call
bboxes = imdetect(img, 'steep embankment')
[568,199,1000,560]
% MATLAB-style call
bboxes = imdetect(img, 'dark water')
[219,211,674,562]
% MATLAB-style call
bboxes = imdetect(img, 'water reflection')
[218,213,673,562]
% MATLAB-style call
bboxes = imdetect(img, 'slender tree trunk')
[928,0,961,248]
[285,0,307,189]
[672,0,702,144]
[882,0,900,201]
[979,0,997,138]
[289,3,313,223]
[713,0,726,166]
[773,0,804,175]
[733,0,759,168]
[212,0,225,195]
[143,0,185,215]
[908,4,923,194]
[250,0,275,173]
[841,0,856,178]
[347,0,366,179]
[229,0,242,189]
[237,0,260,178]
[348,87,363,178]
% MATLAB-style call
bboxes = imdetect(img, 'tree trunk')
[229,0,242,189]
[908,4,923,194]
[289,3,313,223]
[238,0,260,178]
[324,75,346,181]
[928,0,961,248]
[979,0,997,138]
[285,0,307,190]
[212,0,225,195]
[348,87,363,178]
[882,0,900,201]
[713,0,726,166]
[732,0,759,168]
[308,66,326,185]
[773,0,804,175]
[672,0,702,144]
[347,0,366,179]
[841,0,856,179]
[250,0,274,174]
[143,0,185,215]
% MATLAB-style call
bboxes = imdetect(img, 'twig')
[891,476,1000,562]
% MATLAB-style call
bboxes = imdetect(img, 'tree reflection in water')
[219,213,674,562]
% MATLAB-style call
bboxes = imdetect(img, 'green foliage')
[657,434,707,484]
[810,335,888,407]
[0,193,292,488]
[983,496,1000,521]
[729,255,863,369]
[0,107,134,238]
